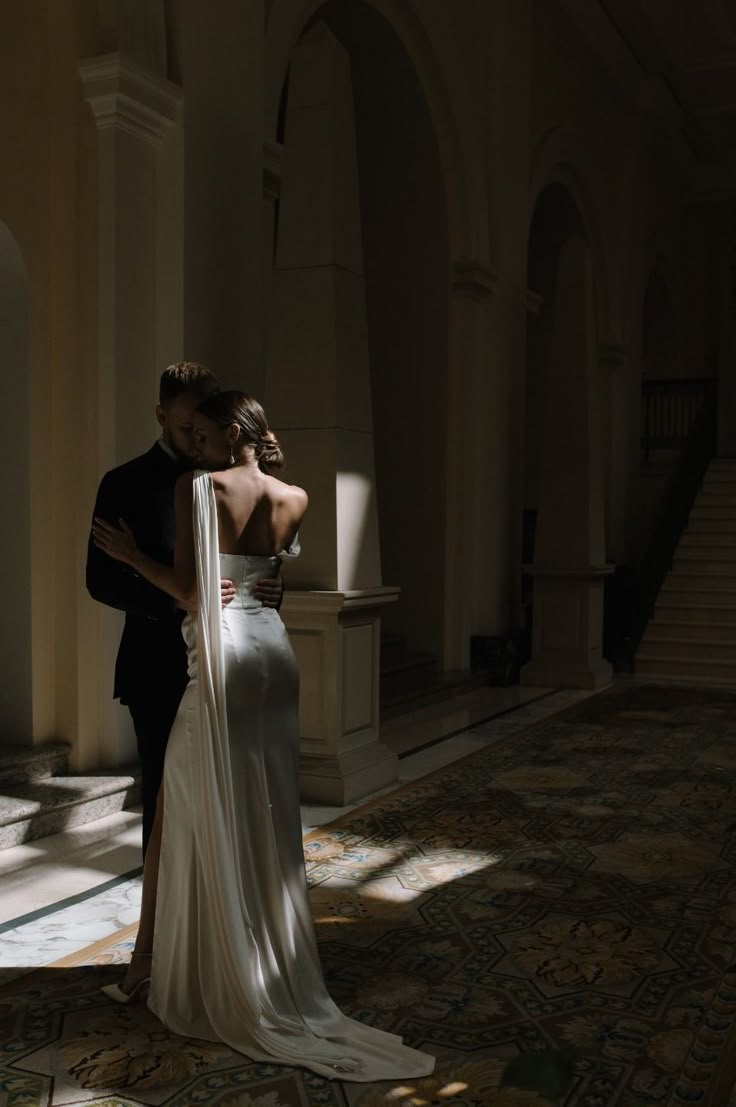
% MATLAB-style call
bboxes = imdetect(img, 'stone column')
[80,54,181,458]
[521,234,613,689]
[444,263,497,670]
[79,53,181,767]
[265,24,398,805]
[0,226,31,744]
[180,0,265,389]
[601,343,638,565]
[718,206,736,457]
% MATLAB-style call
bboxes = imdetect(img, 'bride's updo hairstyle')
[196,390,285,471]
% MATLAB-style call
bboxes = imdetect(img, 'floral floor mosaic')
[4,681,736,1107]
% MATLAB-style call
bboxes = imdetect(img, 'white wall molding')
[80,53,181,145]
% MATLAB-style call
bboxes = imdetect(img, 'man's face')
[156,394,202,465]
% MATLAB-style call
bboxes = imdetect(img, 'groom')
[86,362,283,857]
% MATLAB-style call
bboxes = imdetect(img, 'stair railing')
[642,377,716,460]
[615,377,718,670]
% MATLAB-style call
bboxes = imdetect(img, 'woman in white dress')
[92,392,434,1082]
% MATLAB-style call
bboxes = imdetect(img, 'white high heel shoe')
[101,952,152,1004]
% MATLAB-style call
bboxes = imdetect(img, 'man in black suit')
[86,362,282,857]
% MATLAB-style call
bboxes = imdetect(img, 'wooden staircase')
[636,458,736,686]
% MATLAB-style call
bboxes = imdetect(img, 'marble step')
[0,741,70,786]
[673,555,736,571]
[639,635,736,660]
[0,771,141,850]
[689,507,736,520]
[699,491,736,504]
[634,666,736,690]
[380,652,437,704]
[381,668,488,720]
[661,573,736,593]
[380,633,406,670]
[703,481,736,495]
[645,620,736,643]
[679,533,736,548]
[635,655,736,685]
[659,584,736,607]
[654,603,736,626]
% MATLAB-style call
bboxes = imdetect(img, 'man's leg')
[128,696,180,858]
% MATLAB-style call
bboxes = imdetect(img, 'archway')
[521,184,612,688]
[0,223,32,740]
[265,0,487,265]
[268,0,450,678]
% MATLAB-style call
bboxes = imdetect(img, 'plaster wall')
[0,2,98,751]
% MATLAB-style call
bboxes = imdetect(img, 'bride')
[91,391,434,1082]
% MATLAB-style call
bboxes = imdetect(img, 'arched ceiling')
[563,0,736,180]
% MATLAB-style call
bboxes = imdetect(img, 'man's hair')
[159,361,220,407]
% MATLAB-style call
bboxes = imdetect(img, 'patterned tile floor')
[5,682,736,1105]
[0,686,585,982]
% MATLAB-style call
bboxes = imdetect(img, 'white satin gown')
[148,472,434,1081]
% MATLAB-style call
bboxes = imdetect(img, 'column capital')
[598,342,628,372]
[263,139,284,201]
[451,260,498,301]
[79,53,181,145]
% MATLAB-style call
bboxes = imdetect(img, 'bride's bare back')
[211,465,307,556]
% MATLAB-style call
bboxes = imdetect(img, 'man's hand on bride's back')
[177,579,237,612]
[253,576,283,609]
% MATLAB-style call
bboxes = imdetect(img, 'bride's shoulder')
[265,474,308,507]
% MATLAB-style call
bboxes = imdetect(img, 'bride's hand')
[93,517,138,566]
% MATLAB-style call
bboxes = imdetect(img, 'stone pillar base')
[520,565,614,691]
[280,586,400,806]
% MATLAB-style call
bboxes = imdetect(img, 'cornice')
[80,53,181,145]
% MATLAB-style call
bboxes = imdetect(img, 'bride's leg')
[121,786,165,992]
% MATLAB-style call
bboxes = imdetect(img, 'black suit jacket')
[86,443,188,707]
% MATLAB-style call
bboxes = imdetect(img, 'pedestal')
[281,586,400,805]
[521,565,614,690]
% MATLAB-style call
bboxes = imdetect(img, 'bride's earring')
[229,450,235,466]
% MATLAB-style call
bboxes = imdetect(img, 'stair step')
[645,621,736,642]
[634,667,736,690]
[380,634,406,670]
[0,742,70,787]
[380,652,437,702]
[662,573,736,592]
[639,635,736,660]
[655,604,736,625]
[696,493,736,506]
[679,533,736,548]
[636,655,736,685]
[673,556,736,572]
[703,481,736,494]
[381,668,488,718]
[686,518,736,533]
[0,772,141,850]
[659,590,736,609]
